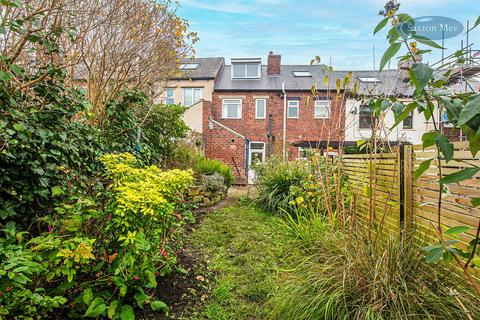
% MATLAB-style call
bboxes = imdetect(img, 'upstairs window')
[232,63,261,78]
[314,99,330,118]
[287,100,299,118]
[165,88,175,105]
[255,99,266,119]
[222,99,242,119]
[403,112,413,129]
[359,104,373,129]
[183,88,202,106]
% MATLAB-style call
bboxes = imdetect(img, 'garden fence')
[343,142,480,248]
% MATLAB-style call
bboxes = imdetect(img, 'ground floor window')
[359,104,373,129]
[403,112,413,129]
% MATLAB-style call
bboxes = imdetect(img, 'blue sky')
[177,0,479,70]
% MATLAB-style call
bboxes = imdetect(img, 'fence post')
[403,144,413,232]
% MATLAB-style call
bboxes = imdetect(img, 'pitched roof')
[215,64,413,97]
[172,57,224,80]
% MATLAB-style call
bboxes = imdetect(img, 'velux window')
[222,99,242,119]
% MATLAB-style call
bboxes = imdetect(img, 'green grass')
[186,204,291,320]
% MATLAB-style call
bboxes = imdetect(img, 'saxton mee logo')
[398,16,464,40]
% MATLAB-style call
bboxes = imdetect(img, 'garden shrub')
[102,89,189,165]
[0,83,106,226]
[269,227,480,320]
[199,172,227,193]
[0,153,194,318]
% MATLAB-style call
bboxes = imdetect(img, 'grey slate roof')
[215,65,414,97]
[172,57,224,80]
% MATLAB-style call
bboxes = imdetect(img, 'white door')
[248,142,265,184]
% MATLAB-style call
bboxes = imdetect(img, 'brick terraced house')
[202,52,421,183]
[203,52,350,183]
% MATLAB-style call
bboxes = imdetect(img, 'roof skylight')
[180,63,199,70]
[358,77,381,83]
[293,71,312,77]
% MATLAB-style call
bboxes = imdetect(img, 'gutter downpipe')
[282,82,287,161]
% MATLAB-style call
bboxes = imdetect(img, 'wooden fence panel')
[343,150,401,235]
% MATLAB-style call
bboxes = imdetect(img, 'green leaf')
[51,186,63,197]
[472,198,480,207]
[434,134,454,162]
[150,300,168,312]
[440,167,480,184]
[392,102,417,129]
[85,297,107,317]
[120,304,135,320]
[425,247,443,263]
[134,288,149,307]
[108,301,119,319]
[474,16,480,28]
[380,42,401,71]
[412,63,433,93]
[413,159,433,181]
[422,131,438,148]
[0,70,12,81]
[412,35,444,49]
[374,17,389,35]
[445,225,472,235]
[458,94,480,126]
[83,288,93,306]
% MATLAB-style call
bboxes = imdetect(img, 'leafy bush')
[199,173,227,193]
[0,84,106,225]
[0,153,194,318]
[254,156,309,214]
[102,90,189,165]
[194,158,234,187]
[269,228,480,320]
[168,144,234,188]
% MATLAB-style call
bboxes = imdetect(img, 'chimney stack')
[398,54,422,81]
[267,51,281,76]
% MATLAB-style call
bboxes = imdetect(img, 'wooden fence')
[343,142,480,248]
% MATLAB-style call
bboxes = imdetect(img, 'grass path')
[185,201,289,320]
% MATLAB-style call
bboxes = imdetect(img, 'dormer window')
[293,71,311,77]
[180,63,199,70]
[231,58,261,79]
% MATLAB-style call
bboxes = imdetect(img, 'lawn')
[185,201,290,320]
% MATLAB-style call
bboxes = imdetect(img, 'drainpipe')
[282,82,287,161]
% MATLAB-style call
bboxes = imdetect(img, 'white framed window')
[222,99,242,119]
[183,88,202,106]
[166,88,175,105]
[255,99,266,119]
[314,99,330,118]
[287,100,299,118]
[232,63,261,79]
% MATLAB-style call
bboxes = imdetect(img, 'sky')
[177,0,479,70]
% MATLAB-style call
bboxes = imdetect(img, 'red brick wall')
[203,92,346,177]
